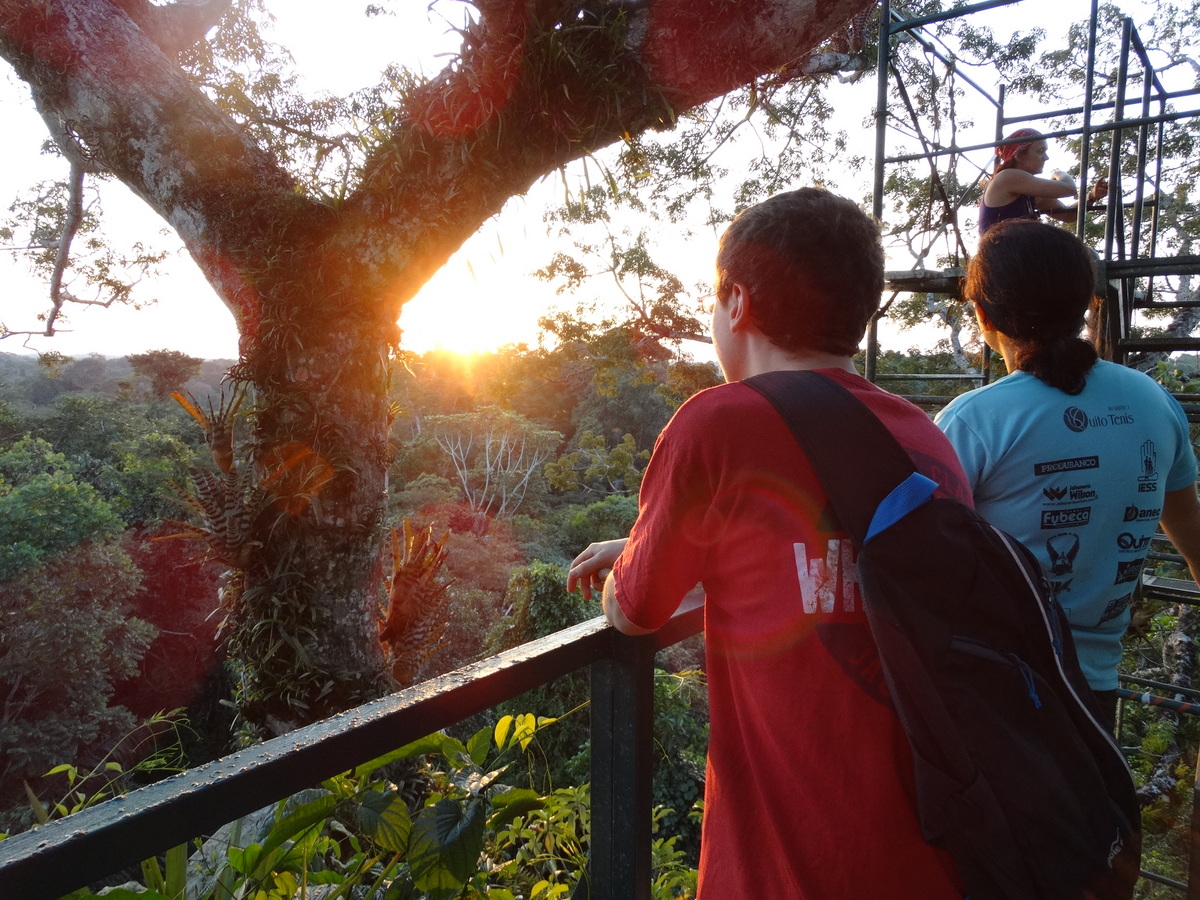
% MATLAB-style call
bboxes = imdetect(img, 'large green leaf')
[466,725,491,766]
[357,788,412,853]
[247,789,339,878]
[408,797,487,899]
[487,788,545,829]
[353,731,465,779]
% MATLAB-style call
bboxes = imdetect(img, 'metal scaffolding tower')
[868,0,1200,389]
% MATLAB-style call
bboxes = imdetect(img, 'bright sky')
[0,0,1165,363]
[0,4,583,361]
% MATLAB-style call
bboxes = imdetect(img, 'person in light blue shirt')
[936,219,1200,726]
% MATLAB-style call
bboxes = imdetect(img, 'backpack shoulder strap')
[743,370,939,547]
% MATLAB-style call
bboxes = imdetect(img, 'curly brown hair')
[715,188,883,356]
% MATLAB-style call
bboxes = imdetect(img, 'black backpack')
[745,369,1141,900]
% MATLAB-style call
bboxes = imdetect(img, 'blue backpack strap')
[743,370,938,547]
[867,472,939,542]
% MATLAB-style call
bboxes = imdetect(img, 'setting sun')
[398,205,565,356]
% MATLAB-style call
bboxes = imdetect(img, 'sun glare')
[399,275,547,356]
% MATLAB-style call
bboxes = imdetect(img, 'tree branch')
[1,0,875,338]
[43,162,86,338]
[337,0,877,307]
[108,0,234,58]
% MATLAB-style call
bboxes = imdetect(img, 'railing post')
[580,630,656,900]
[1191,745,1200,899]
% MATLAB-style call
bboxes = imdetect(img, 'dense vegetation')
[3,339,1199,898]
[0,334,717,857]
[3,0,1200,893]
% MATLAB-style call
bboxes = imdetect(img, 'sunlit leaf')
[353,731,459,778]
[494,714,514,750]
[487,788,544,829]
[467,725,491,766]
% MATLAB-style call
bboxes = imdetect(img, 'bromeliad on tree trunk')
[378,520,453,688]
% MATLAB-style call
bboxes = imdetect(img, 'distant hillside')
[0,351,237,408]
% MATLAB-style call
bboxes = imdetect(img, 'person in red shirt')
[568,187,970,898]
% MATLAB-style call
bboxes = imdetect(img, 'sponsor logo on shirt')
[793,539,858,614]
[1063,405,1136,432]
[1063,406,1089,432]
[1117,532,1152,553]
[1041,507,1091,529]
[1124,505,1162,522]
[1046,533,1080,575]
[1098,593,1133,625]
[1137,440,1159,494]
[1034,456,1100,476]
[1114,559,1144,585]
[1042,483,1097,503]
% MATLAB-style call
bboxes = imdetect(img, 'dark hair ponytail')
[966,219,1098,394]
[1011,332,1098,396]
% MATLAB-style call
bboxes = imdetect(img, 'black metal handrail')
[0,597,704,900]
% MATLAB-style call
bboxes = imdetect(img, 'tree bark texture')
[0,0,872,732]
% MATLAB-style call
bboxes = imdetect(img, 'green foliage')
[490,562,595,653]
[17,709,188,832]
[0,179,171,333]
[565,349,675,453]
[0,433,72,483]
[26,709,699,899]
[546,494,640,565]
[487,563,597,791]
[869,347,980,401]
[126,349,204,400]
[391,472,461,519]
[0,437,123,580]
[484,563,707,863]
[648,670,708,864]
[657,358,721,411]
[1150,359,1200,394]
[9,392,205,527]
[104,430,197,525]
[0,540,154,820]
[544,430,649,495]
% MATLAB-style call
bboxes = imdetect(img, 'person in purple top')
[978,128,1108,235]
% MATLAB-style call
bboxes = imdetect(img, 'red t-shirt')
[612,370,971,899]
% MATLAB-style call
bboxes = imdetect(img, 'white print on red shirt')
[794,539,859,613]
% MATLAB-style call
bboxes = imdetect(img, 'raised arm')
[985,168,1077,210]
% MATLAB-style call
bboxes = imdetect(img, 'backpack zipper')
[950,636,1043,708]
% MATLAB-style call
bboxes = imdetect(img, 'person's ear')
[972,300,994,332]
[727,283,751,332]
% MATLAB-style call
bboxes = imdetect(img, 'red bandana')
[996,128,1040,166]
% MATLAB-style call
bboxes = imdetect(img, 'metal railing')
[0,597,704,900]
[4,572,1200,897]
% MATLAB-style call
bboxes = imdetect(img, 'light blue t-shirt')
[936,361,1197,690]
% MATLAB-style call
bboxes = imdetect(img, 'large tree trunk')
[0,0,872,734]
